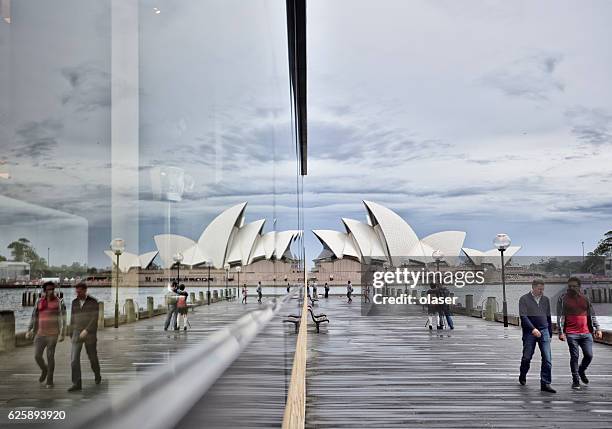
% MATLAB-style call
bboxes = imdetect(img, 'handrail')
[61,291,297,429]
[282,286,308,429]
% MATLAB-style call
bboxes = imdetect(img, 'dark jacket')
[28,296,67,337]
[556,291,600,334]
[70,295,99,336]
[519,292,552,337]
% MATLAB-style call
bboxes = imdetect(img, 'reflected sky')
[1,0,611,267]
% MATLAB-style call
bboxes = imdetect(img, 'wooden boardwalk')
[0,298,266,426]
[306,298,612,428]
[177,301,302,429]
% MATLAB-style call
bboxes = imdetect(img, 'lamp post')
[173,252,183,284]
[235,266,241,300]
[494,233,511,328]
[224,263,230,301]
[110,238,125,329]
[206,260,212,305]
[383,261,390,296]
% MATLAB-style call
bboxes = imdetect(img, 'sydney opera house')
[310,200,521,285]
[104,202,303,287]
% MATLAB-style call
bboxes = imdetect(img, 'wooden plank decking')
[306,297,612,428]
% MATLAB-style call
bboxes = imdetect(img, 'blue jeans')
[520,329,552,384]
[566,333,593,379]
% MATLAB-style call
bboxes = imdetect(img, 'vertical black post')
[207,264,211,305]
[114,253,120,328]
[500,249,508,327]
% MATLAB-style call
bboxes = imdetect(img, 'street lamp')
[494,233,511,328]
[173,252,183,283]
[383,261,390,296]
[206,259,212,305]
[432,249,444,273]
[224,263,230,301]
[110,238,125,329]
[235,266,242,300]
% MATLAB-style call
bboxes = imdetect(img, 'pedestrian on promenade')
[26,281,66,388]
[242,284,248,304]
[557,276,603,390]
[312,281,318,299]
[437,283,454,330]
[287,283,290,293]
[68,282,101,392]
[346,280,353,303]
[256,281,263,304]
[518,279,556,393]
[425,283,440,330]
[164,282,180,331]
[177,284,189,331]
[363,284,371,303]
[324,282,329,298]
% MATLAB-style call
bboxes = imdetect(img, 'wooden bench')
[307,307,329,333]
[283,313,301,333]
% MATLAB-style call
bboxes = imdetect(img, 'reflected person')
[26,281,66,388]
[518,279,555,393]
[164,282,179,331]
[68,282,101,392]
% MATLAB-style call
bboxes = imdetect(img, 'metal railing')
[61,291,297,429]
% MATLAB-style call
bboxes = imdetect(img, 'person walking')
[312,281,318,299]
[287,282,290,293]
[26,281,66,388]
[346,280,353,303]
[324,282,330,299]
[518,279,556,393]
[256,281,263,304]
[68,282,101,392]
[242,284,248,304]
[557,276,603,390]
[363,284,371,303]
[176,284,189,331]
[425,283,440,331]
[164,282,180,331]
[437,283,454,330]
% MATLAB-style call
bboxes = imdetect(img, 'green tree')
[592,230,612,256]
[0,254,6,262]
[7,238,32,261]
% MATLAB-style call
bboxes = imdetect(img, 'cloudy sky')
[1,0,611,267]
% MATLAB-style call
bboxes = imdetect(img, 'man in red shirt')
[26,282,66,388]
[557,277,603,390]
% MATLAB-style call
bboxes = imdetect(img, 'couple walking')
[27,281,101,391]
[164,282,190,331]
[519,277,603,393]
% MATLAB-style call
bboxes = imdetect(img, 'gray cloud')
[566,106,612,146]
[481,53,564,100]
[12,119,62,162]
[60,63,111,112]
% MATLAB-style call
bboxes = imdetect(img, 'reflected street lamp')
[432,249,444,273]
[206,259,212,305]
[494,233,511,328]
[224,263,230,301]
[235,266,242,300]
[110,238,125,329]
[173,252,183,283]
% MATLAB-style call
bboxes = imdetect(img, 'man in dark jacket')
[68,282,101,392]
[518,279,555,393]
[26,282,66,388]
[437,283,454,330]
[557,277,603,389]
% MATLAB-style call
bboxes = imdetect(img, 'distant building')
[606,254,612,277]
[0,261,30,283]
